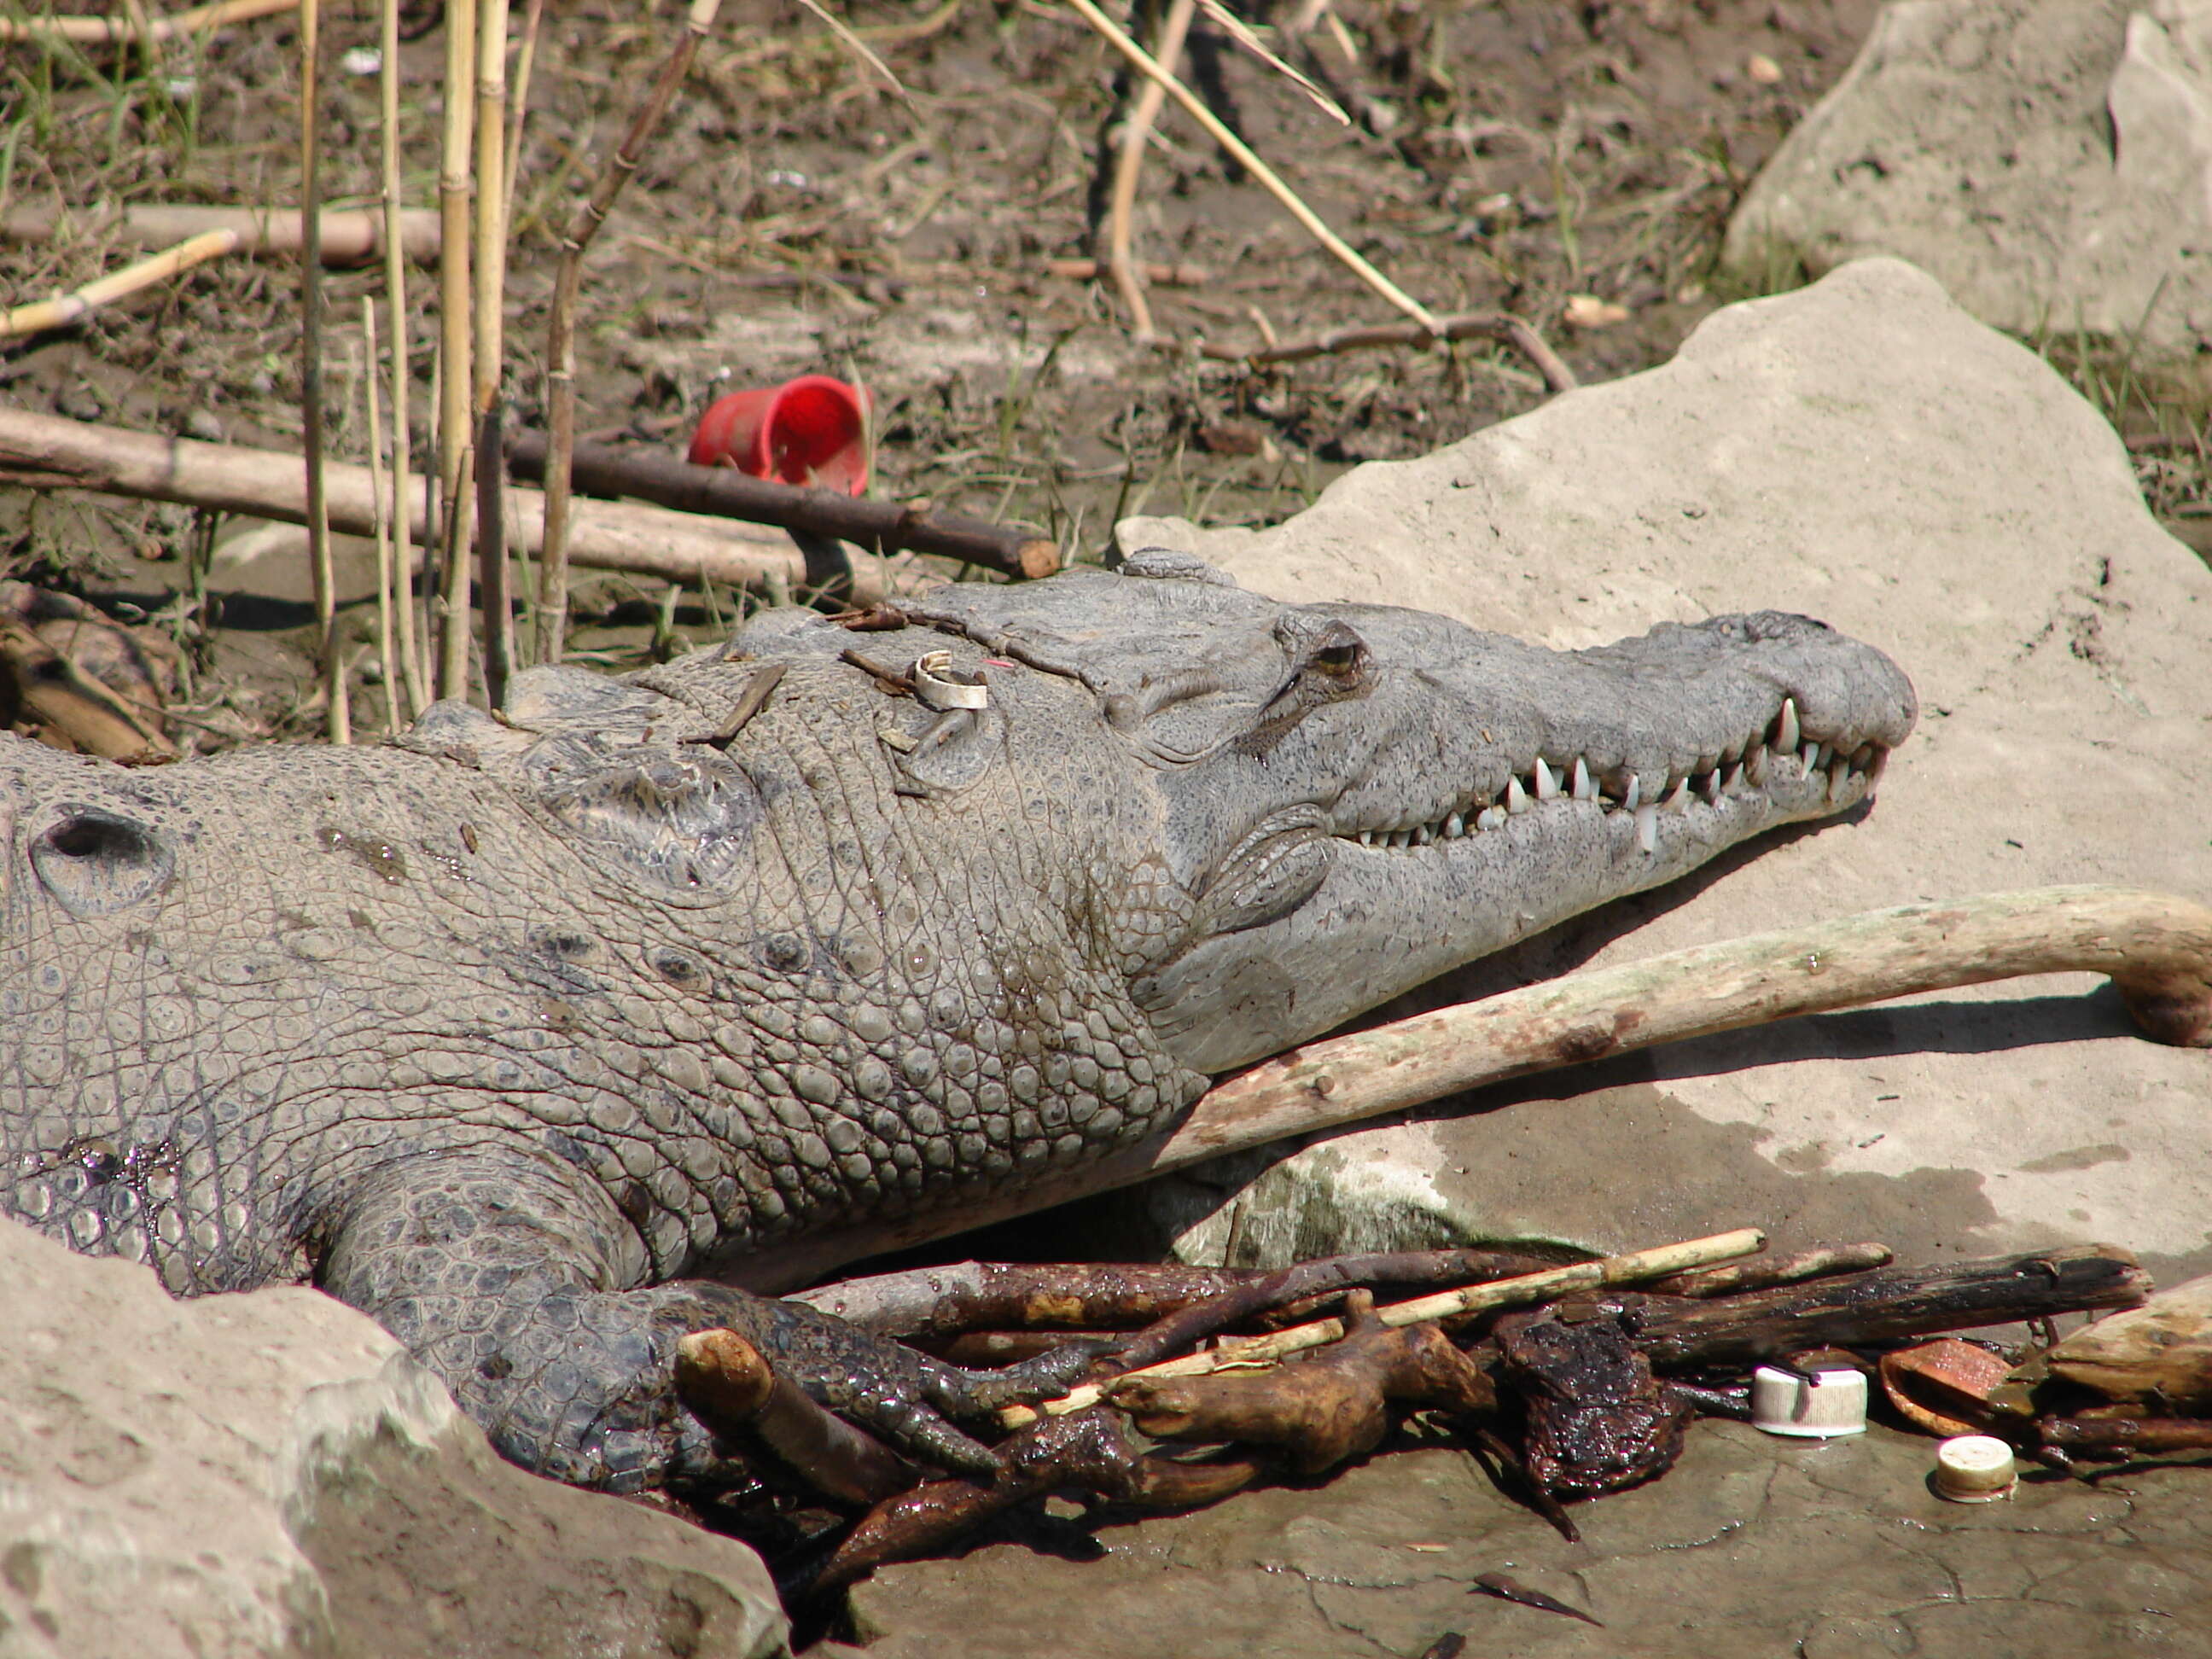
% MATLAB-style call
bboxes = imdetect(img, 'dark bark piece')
[2040,1417,2212,1456]
[1625,1246,2150,1370]
[1496,1308,1690,1499]
[507,433,1062,580]
[1470,1572,1606,1627]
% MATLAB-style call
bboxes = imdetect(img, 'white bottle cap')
[1933,1435,2017,1502]
[1750,1364,1870,1437]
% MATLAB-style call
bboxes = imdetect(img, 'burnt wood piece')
[1626,1246,2149,1371]
[506,432,1061,580]
[1495,1307,1690,1499]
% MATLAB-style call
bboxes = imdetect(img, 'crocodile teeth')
[1665,777,1690,811]
[1506,776,1531,814]
[1477,806,1505,831]
[1570,758,1594,801]
[1700,769,1722,805]
[1724,761,1746,795]
[1413,825,1433,847]
[1635,805,1658,853]
[1443,812,1464,840]
[1621,773,1641,811]
[1744,746,1767,787]
[1803,741,1828,772]
[1865,747,1889,784]
[1828,759,1853,802]
[1775,697,1801,754]
[1358,830,1374,847]
[1534,759,1559,801]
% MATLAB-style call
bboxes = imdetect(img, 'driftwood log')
[506,432,1062,582]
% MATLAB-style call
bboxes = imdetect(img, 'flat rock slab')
[1110,256,2212,1284]
[0,1216,788,1659]
[1721,0,2212,367]
[852,1421,2212,1657]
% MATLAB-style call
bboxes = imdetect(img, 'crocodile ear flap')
[1236,619,1376,757]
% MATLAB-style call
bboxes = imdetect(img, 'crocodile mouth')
[1335,695,1889,856]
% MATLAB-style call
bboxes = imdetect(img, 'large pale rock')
[1722,0,2212,368]
[1113,257,2212,1281]
[0,1216,788,1659]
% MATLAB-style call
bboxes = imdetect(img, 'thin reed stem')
[298,0,347,741]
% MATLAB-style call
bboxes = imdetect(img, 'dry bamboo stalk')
[537,0,724,666]
[473,0,515,701]
[0,407,878,596]
[0,204,440,265]
[1000,1228,1766,1427]
[434,0,477,701]
[502,0,547,229]
[729,884,2212,1294]
[0,0,294,44]
[298,0,347,743]
[361,299,401,734]
[1102,0,1195,339]
[378,0,427,715]
[0,228,237,340]
[1062,0,1441,335]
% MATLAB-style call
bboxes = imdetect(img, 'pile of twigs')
[679,1228,2154,1603]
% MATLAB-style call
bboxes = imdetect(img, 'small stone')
[183,408,224,442]
[1746,51,1784,84]
[1563,294,1630,329]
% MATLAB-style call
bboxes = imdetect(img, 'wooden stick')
[0,228,236,341]
[0,408,893,600]
[1000,1228,1763,1428]
[473,0,515,700]
[1198,308,1579,393]
[1062,0,1442,335]
[0,0,294,44]
[1044,256,1208,287]
[299,0,347,742]
[538,0,724,667]
[434,0,477,701]
[731,886,2212,1293]
[0,204,439,265]
[1648,1241,1893,1300]
[362,298,401,733]
[1103,0,1196,340]
[502,0,546,230]
[509,433,1061,581]
[378,0,428,715]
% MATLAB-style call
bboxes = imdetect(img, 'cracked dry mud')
[848,1421,2212,1656]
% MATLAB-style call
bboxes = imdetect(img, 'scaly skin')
[0,557,1915,1492]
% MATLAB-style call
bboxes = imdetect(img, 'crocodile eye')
[30,806,175,917]
[1312,641,1365,675]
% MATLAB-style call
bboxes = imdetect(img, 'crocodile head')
[899,555,1918,1071]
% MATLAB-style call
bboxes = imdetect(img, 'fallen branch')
[0,0,293,44]
[1648,1241,1894,1300]
[807,1408,1254,1596]
[0,408,895,602]
[0,229,237,341]
[508,432,1061,581]
[737,886,2212,1292]
[0,204,441,266]
[1196,309,1579,394]
[674,1328,919,1505]
[0,615,173,760]
[1625,1244,2149,1370]
[1000,1227,1762,1428]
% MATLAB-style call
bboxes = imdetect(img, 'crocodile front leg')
[316,1153,1084,1491]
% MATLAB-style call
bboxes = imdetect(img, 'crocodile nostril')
[30,806,174,917]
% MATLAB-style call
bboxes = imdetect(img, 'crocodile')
[0,556,1916,1493]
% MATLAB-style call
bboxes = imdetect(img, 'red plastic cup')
[687,374,871,495]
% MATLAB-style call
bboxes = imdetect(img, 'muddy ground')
[0,0,1924,743]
